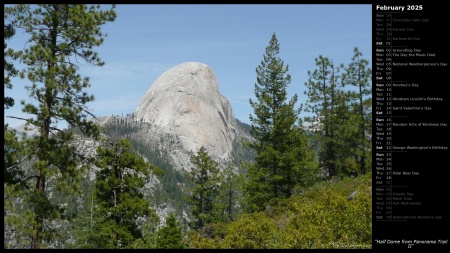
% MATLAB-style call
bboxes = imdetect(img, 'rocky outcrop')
[135,62,237,170]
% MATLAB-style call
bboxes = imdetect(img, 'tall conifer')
[4,4,116,248]
[245,33,315,212]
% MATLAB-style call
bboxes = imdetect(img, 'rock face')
[135,62,237,167]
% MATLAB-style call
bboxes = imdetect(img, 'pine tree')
[245,33,314,212]
[4,4,116,248]
[185,146,220,230]
[4,12,35,245]
[341,47,372,175]
[4,5,23,110]
[304,50,371,179]
[156,213,185,249]
[4,4,27,184]
[304,56,341,179]
[130,210,160,249]
[332,89,361,177]
[76,138,160,249]
[214,162,243,223]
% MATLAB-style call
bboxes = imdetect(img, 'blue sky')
[4,4,372,128]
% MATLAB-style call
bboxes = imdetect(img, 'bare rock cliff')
[135,62,237,167]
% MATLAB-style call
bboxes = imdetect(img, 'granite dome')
[135,62,236,160]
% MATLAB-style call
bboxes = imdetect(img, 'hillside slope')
[187,173,372,249]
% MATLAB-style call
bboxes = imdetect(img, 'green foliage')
[187,173,372,249]
[4,4,116,248]
[156,213,185,249]
[4,14,28,245]
[98,115,255,222]
[224,212,280,249]
[184,146,220,230]
[4,4,372,250]
[241,161,272,213]
[245,32,317,212]
[213,162,244,223]
[304,56,341,179]
[73,138,158,249]
[341,47,372,175]
[103,117,188,214]
[3,125,25,184]
[4,184,37,249]
[303,49,372,179]
[130,210,160,249]
[4,5,23,109]
[231,119,256,164]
